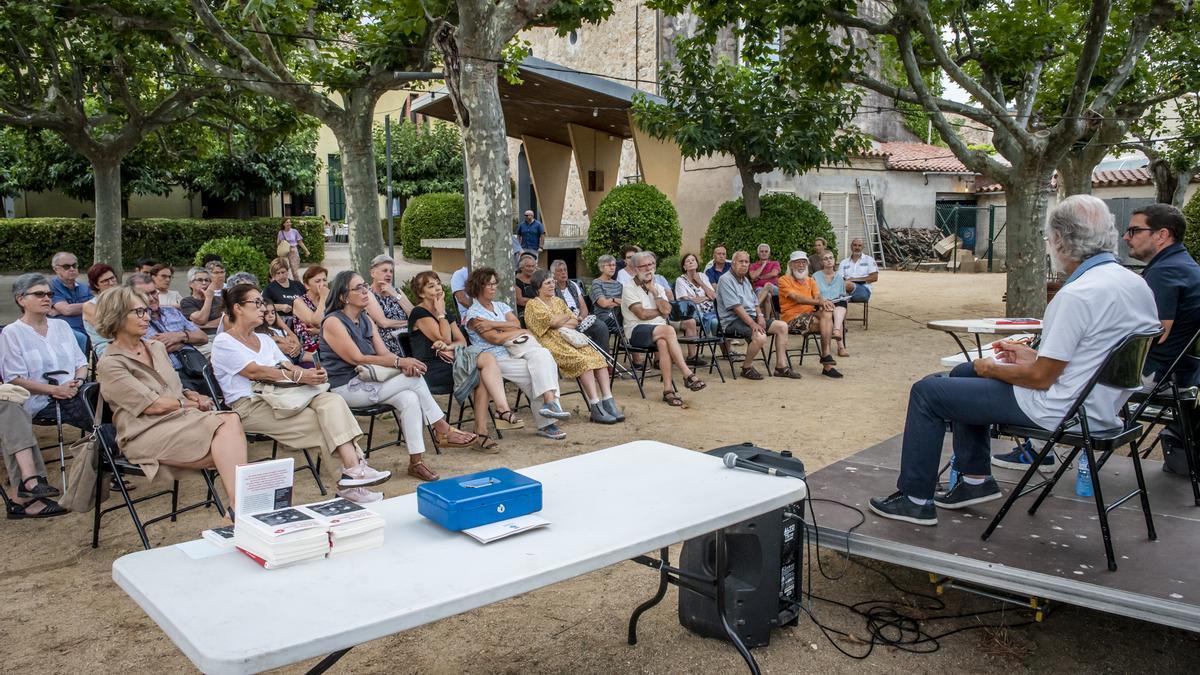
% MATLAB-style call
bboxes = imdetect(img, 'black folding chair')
[82,383,225,550]
[982,329,1163,571]
[713,314,774,378]
[671,301,727,384]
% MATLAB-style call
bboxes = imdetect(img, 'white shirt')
[211,332,289,405]
[616,268,634,285]
[450,266,470,318]
[620,281,668,340]
[159,289,183,308]
[1013,263,1159,430]
[838,254,879,288]
[0,318,87,413]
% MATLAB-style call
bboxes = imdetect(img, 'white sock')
[908,495,932,505]
[963,476,986,485]
[587,396,600,405]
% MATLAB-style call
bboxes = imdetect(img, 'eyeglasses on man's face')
[1124,226,1153,237]
[56,262,78,270]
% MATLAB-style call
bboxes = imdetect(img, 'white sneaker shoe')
[337,487,383,504]
[338,460,392,488]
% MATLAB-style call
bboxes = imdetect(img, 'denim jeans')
[897,362,1039,499]
[850,284,872,302]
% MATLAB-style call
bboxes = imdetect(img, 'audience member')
[550,259,609,350]
[365,254,415,357]
[814,252,855,358]
[514,253,538,312]
[705,245,732,286]
[616,246,641,284]
[255,303,306,365]
[205,260,227,296]
[0,273,90,429]
[778,252,841,378]
[291,265,329,359]
[717,251,800,380]
[135,258,158,275]
[450,265,471,319]
[463,267,573,440]
[808,238,828,273]
[321,271,482,481]
[590,255,624,335]
[150,264,182,307]
[1122,203,1200,385]
[278,217,310,281]
[840,238,879,302]
[525,269,623,424]
[869,195,1159,526]
[263,258,306,321]
[180,266,224,335]
[517,210,546,254]
[621,252,707,406]
[47,251,91,352]
[94,286,248,515]
[408,271,523,447]
[675,252,719,337]
[1,397,67,518]
[129,274,209,389]
[82,264,120,357]
[211,283,392,504]
[748,243,781,319]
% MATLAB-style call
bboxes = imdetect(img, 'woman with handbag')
[277,217,310,281]
[462,267,572,440]
[320,271,483,481]
[674,253,718,366]
[525,270,623,424]
[364,254,415,357]
[212,283,392,504]
[408,271,522,447]
[94,286,249,515]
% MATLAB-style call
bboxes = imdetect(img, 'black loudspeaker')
[678,444,806,648]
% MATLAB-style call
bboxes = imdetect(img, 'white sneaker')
[338,460,392,488]
[337,487,383,504]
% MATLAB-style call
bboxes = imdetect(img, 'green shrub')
[702,193,837,265]
[399,192,465,259]
[194,237,270,283]
[0,216,324,272]
[657,254,683,287]
[583,183,682,275]
[1185,190,1200,259]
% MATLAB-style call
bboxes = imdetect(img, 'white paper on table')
[234,458,295,517]
[176,538,236,560]
[462,514,550,544]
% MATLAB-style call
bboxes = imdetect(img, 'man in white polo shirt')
[839,238,879,302]
[869,195,1159,526]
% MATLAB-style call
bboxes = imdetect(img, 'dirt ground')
[4,270,1198,674]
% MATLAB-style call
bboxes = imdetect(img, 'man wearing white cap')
[779,251,842,378]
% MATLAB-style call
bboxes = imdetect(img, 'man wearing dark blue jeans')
[870,195,1160,526]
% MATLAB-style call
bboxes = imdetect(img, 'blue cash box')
[417,468,542,531]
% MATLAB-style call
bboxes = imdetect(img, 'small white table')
[113,441,807,674]
[927,318,1043,362]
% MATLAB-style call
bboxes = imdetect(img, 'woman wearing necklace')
[212,283,393,504]
[95,286,248,516]
[321,271,483,481]
[525,270,623,424]
[814,252,855,358]
[291,265,330,359]
[364,254,415,357]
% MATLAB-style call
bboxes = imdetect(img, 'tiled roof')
[976,168,1197,194]
[874,142,972,173]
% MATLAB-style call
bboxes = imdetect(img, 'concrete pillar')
[567,123,624,217]
[629,114,682,202]
[520,135,573,237]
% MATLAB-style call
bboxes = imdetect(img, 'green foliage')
[373,121,463,198]
[399,192,465,259]
[656,254,683,287]
[1184,189,1200,259]
[193,237,270,284]
[6,128,177,203]
[702,193,836,263]
[0,217,324,273]
[583,183,682,274]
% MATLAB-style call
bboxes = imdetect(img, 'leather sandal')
[18,476,60,500]
[434,430,477,448]
[662,390,685,407]
[683,374,707,391]
[472,434,501,454]
[493,410,525,430]
[7,497,68,520]
[740,366,764,380]
[407,461,440,482]
[774,366,803,380]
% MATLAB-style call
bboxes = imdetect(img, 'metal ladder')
[856,179,886,267]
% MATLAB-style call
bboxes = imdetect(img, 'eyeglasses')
[239,299,265,308]
[636,263,655,270]
[483,281,499,288]
[22,290,53,299]
[351,283,370,293]
[128,307,151,319]
[193,277,211,284]
[56,263,78,270]
[1124,226,1153,236]
[146,290,160,297]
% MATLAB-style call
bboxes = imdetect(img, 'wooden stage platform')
[806,435,1200,632]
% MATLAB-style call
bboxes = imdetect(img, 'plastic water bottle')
[948,455,961,490]
[1075,452,1093,497]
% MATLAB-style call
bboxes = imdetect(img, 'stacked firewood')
[879,227,944,268]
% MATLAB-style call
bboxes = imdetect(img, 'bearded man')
[779,251,841,378]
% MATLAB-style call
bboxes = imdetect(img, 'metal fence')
[933,203,1006,272]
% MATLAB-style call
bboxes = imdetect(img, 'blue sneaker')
[539,399,572,420]
[991,440,1056,473]
[536,424,566,440]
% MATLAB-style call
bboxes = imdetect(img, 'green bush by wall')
[194,237,270,284]
[0,217,324,272]
[1184,190,1200,259]
[702,193,837,264]
[583,183,682,275]
[399,192,465,260]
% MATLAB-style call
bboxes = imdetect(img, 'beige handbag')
[355,363,404,382]
[276,240,292,257]
[0,383,30,404]
[252,380,329,417]
[504,333,542,358]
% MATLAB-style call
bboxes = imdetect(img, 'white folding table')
[113,441,808,674]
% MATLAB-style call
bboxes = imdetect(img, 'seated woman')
[256,303,309,365]
[212,283,392,504]
[320,271,482,481]
[674,253,718,365]
[589,255,624,336]
[813,252,856,358]
[291,265,329,360]
[549,260,609,351]
[82,263,120,357]
[151,264,182,308]
[0,273,90,431]
[365,254,415,357]
[263,258,307,324]
[463,267,573,440]
[408,271,525,450]
[95,287,249,516]
[513,253,538,316]
[525,270,624,424]
[2,397,67,519]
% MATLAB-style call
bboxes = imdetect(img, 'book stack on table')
[234,507,330,569]
[298,497,385,557]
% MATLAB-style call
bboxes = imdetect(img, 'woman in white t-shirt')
[211,283,392,504]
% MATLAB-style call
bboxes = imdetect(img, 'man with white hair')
[779,251,841,378]
[47,251,91,352]
[869,195,1160,526]
[717,250,802,380]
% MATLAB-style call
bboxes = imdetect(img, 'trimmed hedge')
[1185,190,1200,259]
[702,194,837,264]
[0,217,324,272]
[194,237,270,284]
[583,183,682,275]
[399,192,465,259]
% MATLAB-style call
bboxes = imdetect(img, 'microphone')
[723,452,791,477]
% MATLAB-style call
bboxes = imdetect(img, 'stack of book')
[233,506,330,569]
[299,497,385,557]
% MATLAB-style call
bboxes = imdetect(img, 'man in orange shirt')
[779,251,842,378]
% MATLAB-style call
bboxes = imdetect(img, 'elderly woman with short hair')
[95,286,249,515]
[82,263,120,357]
[180,266,224,334]
[365,254,416,357]
[549,259,609,351]
[589,255,624,336]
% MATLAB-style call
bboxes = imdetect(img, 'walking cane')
[42,371,70,491]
